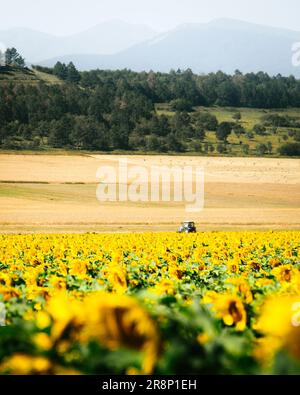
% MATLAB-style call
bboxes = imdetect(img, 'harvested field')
[0,154,299,233]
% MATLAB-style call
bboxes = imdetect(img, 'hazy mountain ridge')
[40,19,300,77]
[0,20,157,62]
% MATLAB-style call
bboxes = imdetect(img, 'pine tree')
[53,62,68,80]
[5,48,25,68]
[67,62,81,84]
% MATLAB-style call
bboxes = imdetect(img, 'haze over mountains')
[1,19,300,76]
[0,20,157,62]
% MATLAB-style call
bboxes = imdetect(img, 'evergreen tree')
[5,48,25,68]
[67,62,81,84]
[216,122,233,142]
[53,62,68,80]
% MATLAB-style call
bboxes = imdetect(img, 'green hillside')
[0,66,62,85]
[157,104,300,157]
[0,65,300,157]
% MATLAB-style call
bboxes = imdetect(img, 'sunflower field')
[0,231,299,375]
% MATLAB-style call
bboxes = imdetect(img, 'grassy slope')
[0,66,62,85]
[157,105,300,156]
[201,106,299,155]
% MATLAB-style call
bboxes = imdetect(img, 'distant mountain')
[0,20,157,63]
[41,19,300,77]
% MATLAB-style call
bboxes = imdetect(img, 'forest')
[1,57,300,156]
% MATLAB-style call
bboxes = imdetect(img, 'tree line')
[0,54,300,155]
[33,63,300,109]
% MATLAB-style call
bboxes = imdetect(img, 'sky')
[1,0,300,35]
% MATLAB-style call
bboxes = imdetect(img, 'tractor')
[178,221,197,233]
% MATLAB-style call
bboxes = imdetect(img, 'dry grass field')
[0,154,299,233]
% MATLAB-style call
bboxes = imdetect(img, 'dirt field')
[0,154,299,233]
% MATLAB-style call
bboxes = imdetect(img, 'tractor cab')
[178,221,197,233]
